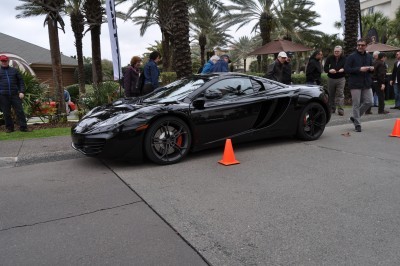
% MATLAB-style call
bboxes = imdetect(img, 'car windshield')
[142,77,208,103]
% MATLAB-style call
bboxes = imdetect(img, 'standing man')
[306,50,323,85]
[374,52,389,114]
[266,51,287,83]
[0,54,29,133]
[324,46,346,116]
[389,51,400,109]
[143,51,161,95]
[344,38,374,132]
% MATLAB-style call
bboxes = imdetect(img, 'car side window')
[251,79,264,92]
[205,78,254,100]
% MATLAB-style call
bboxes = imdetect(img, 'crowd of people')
[265,38,399,132]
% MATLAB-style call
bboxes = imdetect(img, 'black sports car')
[71,73,330,164]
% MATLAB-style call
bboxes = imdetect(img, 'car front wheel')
[297,102,327,141]
[144,116,192,164]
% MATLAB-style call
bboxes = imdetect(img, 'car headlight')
[86,111,138,134]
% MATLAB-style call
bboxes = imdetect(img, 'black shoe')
[355,125,362,132]
[390,106,400,109]
[378,110,390,114]
[338,110,344,116]
[5,128,14,133]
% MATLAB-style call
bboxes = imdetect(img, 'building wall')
[360,0,400,19]
[31,65,76,95]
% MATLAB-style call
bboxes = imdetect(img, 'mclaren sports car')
[71,73,330,164]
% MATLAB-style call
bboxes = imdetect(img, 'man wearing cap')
[0,54,29,133]
[211,54,230,72]
[266,51,288,83]
[282,52,293,85]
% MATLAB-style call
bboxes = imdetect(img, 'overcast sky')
[1,0,341,67]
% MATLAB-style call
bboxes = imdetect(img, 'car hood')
[73,98,181,134]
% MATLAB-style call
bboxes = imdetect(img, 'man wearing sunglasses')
[344,38,374,132]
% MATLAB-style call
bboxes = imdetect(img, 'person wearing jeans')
[344,38,374,132]
[390,51,400,109]
[0,54,29,133]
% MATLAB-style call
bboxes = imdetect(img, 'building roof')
[0,32,78,66]
[248,39,312,55]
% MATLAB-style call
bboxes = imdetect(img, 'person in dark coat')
[306,50,323,85]
[266,51,287,83]
[282,51,293,85]
[123,56,142,97]
[324,45,346,115]
[211,54,230,72]
[389,51,400,109]
[344,38,374,132]
[0,54,29,133]
[143,51,161,95]
[373,52,389,114]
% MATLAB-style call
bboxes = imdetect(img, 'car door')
[190,77,263,145]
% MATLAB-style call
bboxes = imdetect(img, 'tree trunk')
[48,19,66,118]
[71,11,86,96]
[161,29,172,71]
[343,0,360,104]
[91,25,103,87]
[171,0,192,79]
[199,33,207,66]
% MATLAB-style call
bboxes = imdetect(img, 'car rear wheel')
[144,116,192,164]
[297,102,327,141]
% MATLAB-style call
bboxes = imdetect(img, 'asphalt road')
[1,116,400,265]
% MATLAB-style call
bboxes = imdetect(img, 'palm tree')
[65,0,86,96]
[190,4,232,66]
[83,0,104,87]
[230,36,261,72]
[118,0,227,72]
[118,0,174,71]
[361,12,390,43]
[228,0,320,45]
[171,0,192,78]
[15,0,67,118]
[343,0,360,56]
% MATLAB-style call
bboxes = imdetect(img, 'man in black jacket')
[344,38,374,132]
[389,51,400,109]
[0,55,29,133]
[324,46,346,116]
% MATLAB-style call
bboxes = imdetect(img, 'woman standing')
[123,56,142,97]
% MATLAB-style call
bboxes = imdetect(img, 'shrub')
[65,84,80,102]
[160,72,177,86]
[78,81,120,116]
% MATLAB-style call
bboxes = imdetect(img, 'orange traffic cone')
[389,119,400,137]
[218,139,240,166]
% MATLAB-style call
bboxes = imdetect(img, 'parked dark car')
[71,73,330,164]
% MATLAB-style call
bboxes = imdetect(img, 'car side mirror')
[204,88,223,99]
[192,98,205,109]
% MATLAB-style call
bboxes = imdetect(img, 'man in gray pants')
[344,38,374,132]
[324,46,346,116]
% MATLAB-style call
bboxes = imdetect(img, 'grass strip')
[0,127,71,141]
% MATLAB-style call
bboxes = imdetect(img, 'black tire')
[296,102,327,141]
[144,116,192,165]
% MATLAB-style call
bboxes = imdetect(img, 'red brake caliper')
[176,135,183,147]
